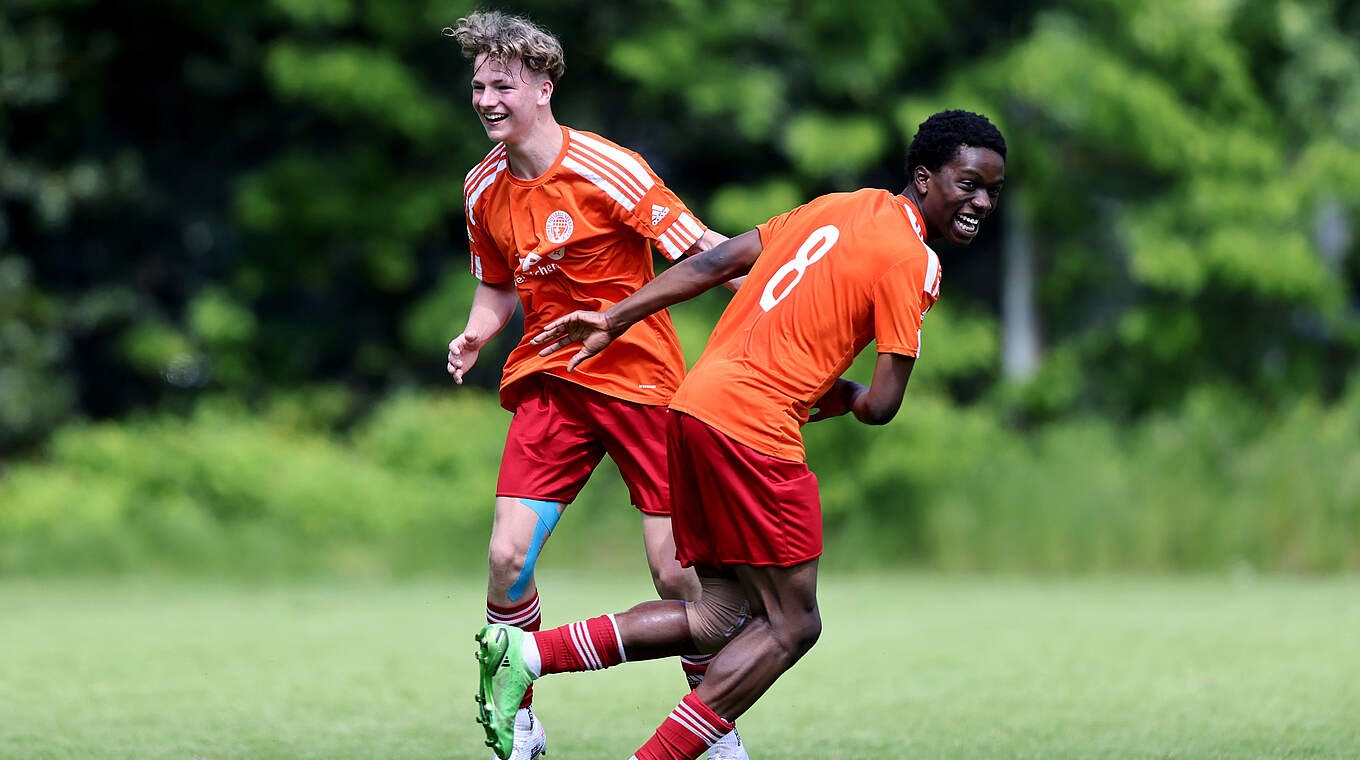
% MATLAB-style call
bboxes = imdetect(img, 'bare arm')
[808,353,916,425]
[684,228,745,292]
[446,281,519,384]
[532,229,764,371]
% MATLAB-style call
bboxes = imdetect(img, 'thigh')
[733,560,820,626]
[496,380,606,504]
[587,393,672,515]
[670,412,823,568]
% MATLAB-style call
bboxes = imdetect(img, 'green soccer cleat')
[474,624,535,760]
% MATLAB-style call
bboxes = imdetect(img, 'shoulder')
[464,143,509,221]
[464,143,508,190]
[559,128,658,211]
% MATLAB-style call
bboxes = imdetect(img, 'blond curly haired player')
[443,11,745,760]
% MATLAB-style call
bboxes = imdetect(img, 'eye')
[958,179,975,190]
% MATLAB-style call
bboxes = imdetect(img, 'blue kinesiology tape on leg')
[507,498,563,601]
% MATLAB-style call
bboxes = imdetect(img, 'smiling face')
[470,53,552,145]
[912,145,1006,245]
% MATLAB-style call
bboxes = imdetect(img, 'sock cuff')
[488,593,541,627]
[679,691,735,735]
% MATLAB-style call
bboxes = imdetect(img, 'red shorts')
[497,375,671,514]
[668,411,822,567]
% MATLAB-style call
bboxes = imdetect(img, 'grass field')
[2,571,1357,759]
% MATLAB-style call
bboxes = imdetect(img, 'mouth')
[953,211,981,239]
[481,112,508,127]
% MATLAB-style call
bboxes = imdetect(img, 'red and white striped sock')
[631,691,736,760]
[529,614,626,675]
[679,653,713,690]
[487,593,542,709]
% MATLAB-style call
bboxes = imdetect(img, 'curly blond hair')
[443,11,565,83]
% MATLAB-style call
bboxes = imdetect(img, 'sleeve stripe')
[470,251,483,279]
[464,159,507,226]
[660,217,700,256]
[658,229,685,260]
[562,156,636,210]
[566,147,644,205]
[569,130,656,192]
[670,212,705,246]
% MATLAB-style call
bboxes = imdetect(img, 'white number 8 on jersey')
[760,225,840,312]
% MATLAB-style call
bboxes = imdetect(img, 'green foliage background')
[2,0,1359,573]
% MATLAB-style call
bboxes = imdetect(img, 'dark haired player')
[473,110,1007,760]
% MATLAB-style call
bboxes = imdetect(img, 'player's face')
[915,146,1005,246]
[470,54,551,145]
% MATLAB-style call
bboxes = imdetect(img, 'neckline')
[504,125,570,188]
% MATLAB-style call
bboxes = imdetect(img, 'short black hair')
[906,110,1007,174]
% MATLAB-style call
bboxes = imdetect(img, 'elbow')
[856,398,902,426]
[861,409,897,426]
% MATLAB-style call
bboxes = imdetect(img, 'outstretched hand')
[531,310,616,372]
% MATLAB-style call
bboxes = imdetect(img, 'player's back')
[670,188,940,461]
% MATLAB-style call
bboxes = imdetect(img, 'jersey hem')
[668,400,807,463]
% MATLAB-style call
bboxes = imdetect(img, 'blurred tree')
[2,0,1359,453]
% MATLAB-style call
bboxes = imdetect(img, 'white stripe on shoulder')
[562,155,638,210]
[923,246,941,296]
[566,147,643,204]
[464,158,507,226]
[464,143,507,184]
[569,141,647,199]
[569,130,656,192]
[902,202,926,244]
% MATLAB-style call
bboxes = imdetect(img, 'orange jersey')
[465,126,708,409]
[670,189,942,461]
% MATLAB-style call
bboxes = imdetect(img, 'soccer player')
[442,11,746,760]
[473,110,1007,760]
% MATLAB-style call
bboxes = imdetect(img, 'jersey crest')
[545,210,574,245]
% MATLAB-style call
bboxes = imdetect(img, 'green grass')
[2,572,1357,759]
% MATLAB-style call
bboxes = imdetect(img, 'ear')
[537,79,554,107]
[913,165,932,197]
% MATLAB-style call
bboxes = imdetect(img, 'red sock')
[680,654,713,690]
[633,692,735,760]
[488,593,541,708]
[531,614,625,674]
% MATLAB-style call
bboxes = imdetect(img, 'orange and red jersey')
[465,126,708,409]
[670,189,942,462]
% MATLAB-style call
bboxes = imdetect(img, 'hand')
[808,378,864,422]
[447,329,486,385]
[531,310,616,373]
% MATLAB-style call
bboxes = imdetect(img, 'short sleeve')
[619,152,707,261]
[755,202,807,249]
[872,251,940,358]
[467,216,511,285]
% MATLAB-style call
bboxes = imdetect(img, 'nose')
[970,190,993,215]
[474,89,497,110]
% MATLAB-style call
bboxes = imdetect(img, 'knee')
[772,609,821,664]
[486,538,527,590]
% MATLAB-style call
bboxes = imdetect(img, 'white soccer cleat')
[498,706,547,760]
[706,728,747,760]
